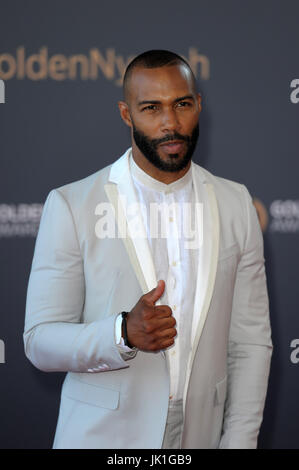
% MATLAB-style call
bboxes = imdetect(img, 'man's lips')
[159,140,185,154]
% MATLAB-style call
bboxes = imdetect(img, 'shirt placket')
[164,190,181,403]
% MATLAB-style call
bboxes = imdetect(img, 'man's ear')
[118,101,133,128]
[196,92,202,114]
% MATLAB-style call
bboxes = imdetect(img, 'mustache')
[151,132,191,147]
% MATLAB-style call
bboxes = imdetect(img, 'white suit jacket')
[24,148,273,449]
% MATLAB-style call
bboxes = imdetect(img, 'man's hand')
[125,280,177,351]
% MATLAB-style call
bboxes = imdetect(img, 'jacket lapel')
[104,148,161,304]
[190,163,220,347]
[183,163,220,410]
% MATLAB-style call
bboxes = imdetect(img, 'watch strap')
[121,311,133,348]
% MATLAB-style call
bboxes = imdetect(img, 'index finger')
[153,305,173,318]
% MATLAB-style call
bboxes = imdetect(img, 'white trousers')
[161,399,184,449]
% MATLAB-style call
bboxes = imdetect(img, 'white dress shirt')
[115,152,199,406]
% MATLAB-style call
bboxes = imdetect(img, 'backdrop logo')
[0,47,210,86]
[253,198,268,233]
[0,339,5,364]
[0,79,4,103]
[290,339,299,364]
[290,79,299,103]
[0,203,43,237]
[269,200,299,233]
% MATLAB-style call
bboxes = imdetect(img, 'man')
[24,50,273,449]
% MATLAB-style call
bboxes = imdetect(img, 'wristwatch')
[121,311,133,348]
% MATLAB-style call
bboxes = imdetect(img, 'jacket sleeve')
[23,189,136,373]
[219,185,273,449]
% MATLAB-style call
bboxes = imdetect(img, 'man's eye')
[142,105,158,111]
[177,101,192,107]
[141,104,158,111]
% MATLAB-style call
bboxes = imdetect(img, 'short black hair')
[122,49,197,101]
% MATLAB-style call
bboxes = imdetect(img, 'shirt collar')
[129,150,193,193]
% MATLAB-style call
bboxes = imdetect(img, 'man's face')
[119,64,202,173]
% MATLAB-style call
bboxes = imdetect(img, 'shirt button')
[173,305,177,311]
[169,216,174,222]
[169,395,173,400]
[171,350,176,356]
[172,261,177,267]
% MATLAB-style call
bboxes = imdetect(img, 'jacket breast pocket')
[62,375,120,410]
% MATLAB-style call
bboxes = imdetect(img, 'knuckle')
[163,328,176,339]
[157,305,172,316]
[161,305,172,316]
[144,322,154,334]
[167,317,176,328]
[166,306,173,315]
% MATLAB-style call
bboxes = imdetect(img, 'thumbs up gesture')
[125,280,177,351]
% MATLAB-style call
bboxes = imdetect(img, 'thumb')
[145,280,165,304]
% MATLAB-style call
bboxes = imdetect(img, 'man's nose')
[160,108,180,133]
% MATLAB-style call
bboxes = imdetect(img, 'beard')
[132,121,199,173]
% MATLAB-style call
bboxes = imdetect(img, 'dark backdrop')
[0,0,298,449]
